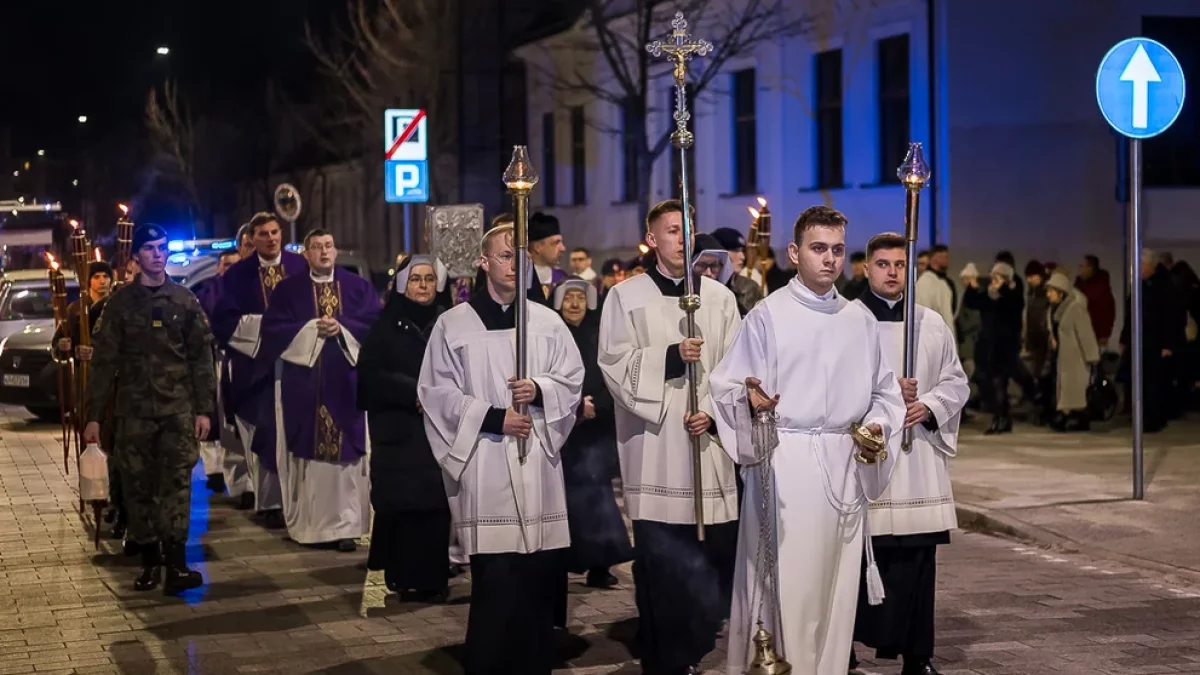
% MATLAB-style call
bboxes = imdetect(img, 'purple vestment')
[258,269,380,463]
[211,251,308,469]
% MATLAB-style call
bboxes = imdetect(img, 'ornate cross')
[646,12,712,149]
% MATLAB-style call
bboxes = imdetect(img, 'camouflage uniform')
[86,280,216,548]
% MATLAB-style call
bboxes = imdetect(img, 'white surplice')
[709,279,906,675]
[856,299,969,537]
[418,301,584,556]
[228,253,286,511]
[272,273,370,544]
[597,273,742,525]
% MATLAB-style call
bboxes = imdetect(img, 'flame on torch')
[118,203,129,216]
[94,247,102,262]
[45,252,59,271]
[748,206,760,220]
[69,219,80,230]
[637,243,650,255]
[757,196,767,209]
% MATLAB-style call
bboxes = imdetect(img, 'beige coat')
[1052,289,1100,412]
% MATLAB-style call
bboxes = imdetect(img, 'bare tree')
[531,0,816,224]
[145,81,201,224]
[305,0,459,205]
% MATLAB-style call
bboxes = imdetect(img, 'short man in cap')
[529,212,568,299]
[84,224,216,595]
[708,227,764,316]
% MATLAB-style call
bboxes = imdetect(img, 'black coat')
[964,282,1024,374]
[562,312,618,482]
[356,293,447,513]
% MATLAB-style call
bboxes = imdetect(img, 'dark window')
[621,98,640,202]
[815,49,844,189]
[667,87,697,201]
[570,107,587,205]
[2,285,80,321]
[732,68,758,194]
[541,112,557,207]
[878,34,911,184]
[1142,17,1200,187]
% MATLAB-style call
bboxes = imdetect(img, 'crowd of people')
[80,199,1189,675]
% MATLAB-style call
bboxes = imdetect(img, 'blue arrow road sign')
[385,160,429,203]
[1097,38,1186,139]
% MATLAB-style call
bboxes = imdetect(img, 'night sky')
[1,0,332,158]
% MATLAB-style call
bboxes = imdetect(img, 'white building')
[519,0,1200,334]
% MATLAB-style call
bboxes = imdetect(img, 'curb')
[956,501,1200,584]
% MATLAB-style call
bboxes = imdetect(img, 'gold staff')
[897,143,931,453]
[746,197,772,293]
[648,10,711,541]
[502,146,539,464]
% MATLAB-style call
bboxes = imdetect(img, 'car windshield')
[2,286,80,320]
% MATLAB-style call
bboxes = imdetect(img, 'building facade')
[519,0,1200,332]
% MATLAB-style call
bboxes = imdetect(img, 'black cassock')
[357,291,450,594]
[561,311,634,574]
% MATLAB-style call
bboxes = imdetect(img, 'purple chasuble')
[211,250,308,469]
[258,268,380,463]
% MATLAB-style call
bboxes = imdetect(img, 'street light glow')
[78,115,88,123]
[11,171,16,177]
[72,179,79,187]
[36,149,45,157]
[156,46,170,56]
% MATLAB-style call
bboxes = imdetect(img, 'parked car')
[0,271,81,420]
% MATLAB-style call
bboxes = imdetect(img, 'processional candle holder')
[897,143,932,453]
[746,197,771,293]
[503,146,538,465]
[115,204,134,284]
[648,10,711,543]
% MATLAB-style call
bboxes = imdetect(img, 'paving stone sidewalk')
[3,408,1200,674]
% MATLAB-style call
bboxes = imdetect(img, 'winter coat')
[1052,289,1100,412]
[1075,269,1117,343]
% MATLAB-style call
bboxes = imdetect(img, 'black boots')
[1050,411,1091,432]
[984,416,1012,435]
[162,540,204,596]
[134,542,162,591]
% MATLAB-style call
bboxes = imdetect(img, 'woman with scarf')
[554,278,633,589]
[358,255,451,601]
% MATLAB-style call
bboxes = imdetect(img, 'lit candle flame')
[637,243,649,255]
[69,219,79,229]
[748,206,760,219]
[45,252,59,271]
[94,247,102,262]
[757,196,767,208]
[118,203,129,216]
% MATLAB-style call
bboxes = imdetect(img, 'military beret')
[132,223,168,251]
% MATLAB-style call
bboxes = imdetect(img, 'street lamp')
[37,150,45,157]
[156,46,170,56]
[78,115,88,124]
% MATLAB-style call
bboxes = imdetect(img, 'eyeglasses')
[486,252,517,265]
[693,261,724,275]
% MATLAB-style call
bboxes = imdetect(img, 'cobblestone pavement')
[3,407,1200,674]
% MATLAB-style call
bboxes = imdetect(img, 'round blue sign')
[1096,37,1186,139]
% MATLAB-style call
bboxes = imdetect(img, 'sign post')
[1095,37,1186,500]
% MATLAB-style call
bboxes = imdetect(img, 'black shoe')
[263,510,285,530]
[103,507,117,524]
[586,568,619,589]
[162,540,203,596]
[399,587,450,603]
[901,658,940,675]
[205,473,226,494]
[123,539,141,557]
[336,538,357,553]
[1063,411,1091,432]
[134,542,162,591]
[984,416,1012,435]
[448,564,464,579]
[236,492,255,510]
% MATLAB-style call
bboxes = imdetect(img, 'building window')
[815,49,844,189]
[1142,16,1200,187]
[668,87,697,201]
[878,34,910,184]
[541,112,556,207]
[621,98,639,202]
[570,107,586,205]
[732,68,757,194]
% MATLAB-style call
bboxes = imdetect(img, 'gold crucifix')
[646,12,712,150]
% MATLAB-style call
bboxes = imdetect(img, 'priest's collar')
[468,286,516,331]
[647,261,699,298]
[310,270,334,283]
[860,289,904,322]
[786,276,841,314]
[534,263,554,284]
[258,253,282,267]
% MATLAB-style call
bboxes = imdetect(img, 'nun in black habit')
[358,255,452,601]
[553,278,634,588]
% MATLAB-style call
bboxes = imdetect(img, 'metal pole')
[1131,138,1144,500]
[678,134,705,541]
[403,204,413,253]
[901,191,920,452]
[513,190,530,464]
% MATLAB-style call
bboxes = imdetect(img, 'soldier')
[84,224,217,596]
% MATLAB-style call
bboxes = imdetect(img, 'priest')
[598,199,742,675]
[418,223,584,675]
[212,211,308,527]
[529,212,568,300]
[851,233,969,675]
[257,230,379,551]
[708,206,905,675]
